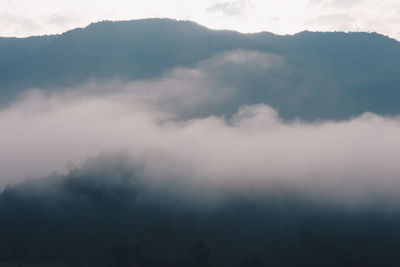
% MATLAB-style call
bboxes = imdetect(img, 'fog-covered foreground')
[1,153,400,267]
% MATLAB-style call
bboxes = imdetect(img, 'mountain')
[1,18,400,120]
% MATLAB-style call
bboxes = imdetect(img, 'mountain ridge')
[1,18,399,120]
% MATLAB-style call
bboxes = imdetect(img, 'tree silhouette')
[109,244,143,267]
[190,241,211,267]
[239,254,264,267]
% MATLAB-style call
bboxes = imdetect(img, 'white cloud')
[1,51,400,208]
[304,0,400,38]
[206,1,249,16]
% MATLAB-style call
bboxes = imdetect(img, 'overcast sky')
[0,0,399,40]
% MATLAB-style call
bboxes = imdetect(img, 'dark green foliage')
[239,254,264,267]
[108,245,143,267]
[1,159,400,266]
[190,241,211,267]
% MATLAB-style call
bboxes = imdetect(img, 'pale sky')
[1,0,399,40]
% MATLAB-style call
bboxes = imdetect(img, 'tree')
[190,241,211,267]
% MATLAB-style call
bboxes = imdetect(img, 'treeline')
[0,158,399,266]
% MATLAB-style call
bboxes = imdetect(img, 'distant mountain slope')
[1,18,400,120]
